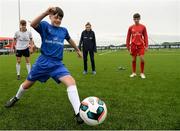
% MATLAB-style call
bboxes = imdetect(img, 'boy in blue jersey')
[5,7,84,124]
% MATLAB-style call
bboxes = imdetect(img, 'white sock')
[16,63,20,75]
[15,84,26,99]
[26,63,31,74]
[67,85,81,115]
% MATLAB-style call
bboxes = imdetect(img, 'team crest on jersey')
[132,28,135,32]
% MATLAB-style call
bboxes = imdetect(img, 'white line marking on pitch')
[98,50,117,56]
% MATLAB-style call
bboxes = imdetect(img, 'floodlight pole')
[18,0,21,27]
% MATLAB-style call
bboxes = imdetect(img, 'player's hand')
[44,7,56,16]
[127,48,131,52]
[145,47,148,51]
[76,50,83,58]
[128,48,132,55]
[29,44,35,54]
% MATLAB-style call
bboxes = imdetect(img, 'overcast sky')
[0,0,180,45]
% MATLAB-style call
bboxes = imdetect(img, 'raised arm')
[68,38,83,58]
[30,7,56,28]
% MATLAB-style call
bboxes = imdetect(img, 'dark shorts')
[16,48,30,57]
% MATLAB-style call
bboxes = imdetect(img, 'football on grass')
[79,96,107,126]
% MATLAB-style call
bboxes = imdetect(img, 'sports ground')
[0,49,180,129]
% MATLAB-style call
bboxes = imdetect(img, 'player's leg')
[5,55,47,108]
[5,80,35,108]
[59,75,83,124]
[130,55,137,77]
[139,55,146,79]
[139,47,146,79]
[89,51,96,74]
[59,75,81,115]
[25,57,31,74]
[16,56,21,80]
[24,48,31,74]
[83,50,88,74]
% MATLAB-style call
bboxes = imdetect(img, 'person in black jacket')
[79,22,97,75]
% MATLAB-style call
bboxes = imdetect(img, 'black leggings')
[83,50,95,71]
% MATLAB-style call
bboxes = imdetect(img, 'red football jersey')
[126,24,148,49]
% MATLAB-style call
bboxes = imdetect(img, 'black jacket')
[79,30,97,52]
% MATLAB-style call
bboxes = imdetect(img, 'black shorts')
[16,48,30,57]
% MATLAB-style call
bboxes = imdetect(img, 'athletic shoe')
[5,96,19,108]
[75,113,84,124]
[17,75,20,80]
[92,71,96,75]
[130,73,137,78]
[83,71,87,75]
[140,73,146,79]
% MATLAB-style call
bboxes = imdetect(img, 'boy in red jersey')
[126,13,148,79]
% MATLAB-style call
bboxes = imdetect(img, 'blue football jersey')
[35,21,71,60]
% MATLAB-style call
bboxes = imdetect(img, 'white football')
[79,96,107,126]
